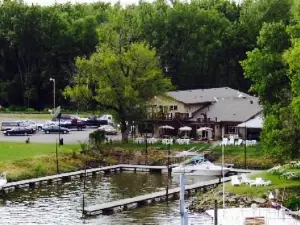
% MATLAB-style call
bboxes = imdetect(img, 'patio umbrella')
[158,125,174,130]
[197,127,213,132]
[179,126,192,131]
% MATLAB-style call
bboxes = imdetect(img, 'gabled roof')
[167,87,253,104]
[191,96,262,122]
[237,115,263,128]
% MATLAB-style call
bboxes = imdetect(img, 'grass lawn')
[0,113,53,119]
[0,142,81,161]
[213,144,263,158]
[226,171,300,197]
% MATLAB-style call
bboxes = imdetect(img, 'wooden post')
[55,139,59,174]
[214,200,218,225]
[82,161,87,218]
[166,143,171,204]
[145,134,148,165]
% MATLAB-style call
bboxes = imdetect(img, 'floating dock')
[1,164,256,194]
[83,177,231,216]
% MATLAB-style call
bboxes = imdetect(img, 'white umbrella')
[179,126,192,131]
[197,127,213,132]
[158,125,174,130]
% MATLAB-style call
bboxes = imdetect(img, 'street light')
[49,78,55,109]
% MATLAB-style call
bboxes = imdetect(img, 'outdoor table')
[134,137,144,144]
[176,139,190,145]
[162,139,173,145]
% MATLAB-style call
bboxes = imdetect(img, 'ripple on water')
[0,173,214,225]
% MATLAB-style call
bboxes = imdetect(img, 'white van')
[98,114,114,126]
[1,121,20,131]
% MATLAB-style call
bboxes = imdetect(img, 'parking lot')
[0,118,122,144]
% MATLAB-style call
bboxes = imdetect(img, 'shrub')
[34,163,46,177]
[285,197,300,211]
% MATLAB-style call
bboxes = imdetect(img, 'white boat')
[172,156,233,176]
[206,207,300,225]
[0,172,7,190]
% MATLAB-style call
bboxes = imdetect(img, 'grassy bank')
[0,142,86,181]
[226,171,300,197]
[0,142,81,161]
[0,140,286,182]
[212,144,278,169]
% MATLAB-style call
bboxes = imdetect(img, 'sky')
[23,0,154,6]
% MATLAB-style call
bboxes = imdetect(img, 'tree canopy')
[2,0,300,158]
[0,0,277,110]
[65,27,172,141]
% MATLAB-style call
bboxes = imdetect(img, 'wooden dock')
[83,177,231,216]
[1,164,169,193]
[1,164,259,194]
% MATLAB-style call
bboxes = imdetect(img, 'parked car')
[85,116,110,127]
[3,127,35,136]
[98,125,118,135]
[52,115,86,130]
[1,121,20,131]
[20,120,44,131]
[43,125,70,134]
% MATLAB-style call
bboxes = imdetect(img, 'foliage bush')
[285,197,300,211]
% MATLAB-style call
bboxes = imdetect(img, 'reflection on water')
[0,172,214,225]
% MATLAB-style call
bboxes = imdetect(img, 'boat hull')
[172,167,230,176]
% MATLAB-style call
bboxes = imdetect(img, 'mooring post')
[145,134,148,165]
[55,139,59,174]
[166,143,171,204]
[214,199,218,225]
[180,173,188,225]
[82,161,87,218]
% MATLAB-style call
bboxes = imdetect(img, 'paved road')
[0,118,122,144]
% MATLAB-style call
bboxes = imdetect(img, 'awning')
[179,126,192,131]
[158,125,174,130]
[197,127,213,132]
[237,116,263,129]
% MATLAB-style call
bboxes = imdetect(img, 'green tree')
[65,34,172,142]
[241,22,294,159]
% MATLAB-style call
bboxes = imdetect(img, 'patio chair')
[249,177,271,187]
[235,139,243,146]
[228,138,235,145]
[231,175,241,186]
[221,138,228,146]
[239,174,253,185]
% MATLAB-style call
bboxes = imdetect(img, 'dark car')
[85,116,109,127]
[52,115,86,130]
[3,127,35,136]
[43,125,70,134]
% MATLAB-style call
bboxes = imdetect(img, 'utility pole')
[49,78,55,109]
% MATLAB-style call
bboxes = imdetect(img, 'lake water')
[0,172,214,225]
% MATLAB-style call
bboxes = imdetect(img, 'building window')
[170,105,174,110]
[227,126,237,134]
[174,105,178,110]
[159,105,163,112]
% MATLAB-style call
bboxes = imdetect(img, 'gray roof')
[191,96,262,122]
[167,87,253,104]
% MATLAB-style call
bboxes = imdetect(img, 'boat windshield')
[181,156,205,165]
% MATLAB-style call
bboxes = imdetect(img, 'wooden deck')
[83,177,231,216]
[2,164,169,193]
[1,164,260,194]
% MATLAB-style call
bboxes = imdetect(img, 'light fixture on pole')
[49,78,55,109]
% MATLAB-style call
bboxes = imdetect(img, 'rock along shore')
[188,189,269,213]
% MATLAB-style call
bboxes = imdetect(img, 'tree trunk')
[121,120,131,143]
